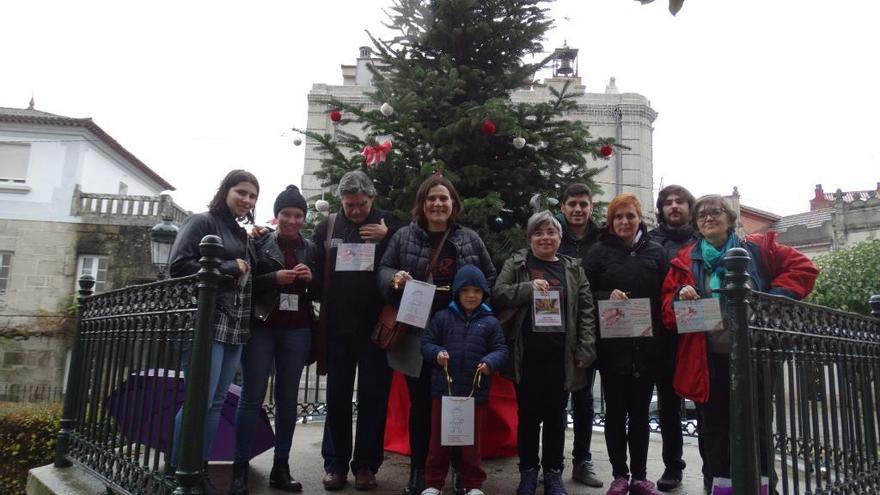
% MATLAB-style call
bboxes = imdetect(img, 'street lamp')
[150,216,178,280]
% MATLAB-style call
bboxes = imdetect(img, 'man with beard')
[648,184,698,492]
[556,183,603,488]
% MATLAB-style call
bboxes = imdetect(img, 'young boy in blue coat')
[420,264,509,495]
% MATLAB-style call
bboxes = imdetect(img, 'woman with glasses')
[661,195,818,495]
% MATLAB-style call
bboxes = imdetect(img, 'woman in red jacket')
[661,195,818,495]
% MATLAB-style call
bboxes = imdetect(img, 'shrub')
[807,239,880,315]
[0,402,61,495]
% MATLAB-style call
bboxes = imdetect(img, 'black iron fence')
[51,239,880,494]
[724,247,880,494]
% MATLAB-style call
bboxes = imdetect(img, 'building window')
[0,251,11,295]
[76,255,109,292]
[0,142,30,184]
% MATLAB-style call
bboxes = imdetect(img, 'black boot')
[269,460,303,493]
[402,466,425,495]
[227,462,249,495]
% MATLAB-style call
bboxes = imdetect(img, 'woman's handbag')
[372,228,450,350]
[372,304,411,350]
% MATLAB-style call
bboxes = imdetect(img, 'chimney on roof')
[809,183,831,211]
[814,184,824,200]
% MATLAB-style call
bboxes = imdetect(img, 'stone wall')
[0,218,159,400]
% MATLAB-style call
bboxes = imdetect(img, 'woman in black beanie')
[230,185,319,494]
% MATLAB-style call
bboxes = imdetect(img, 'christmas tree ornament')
[600,144,613,157]
[380,102,394,116]
[315,199,330,213]
[512,136,526,149]
[494,216,504,225]
[481,118,497,135]
[361,140,393,168]
[330,110,342,122]
[293,137,303,146]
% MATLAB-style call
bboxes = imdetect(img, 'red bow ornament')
[361,140,393,168]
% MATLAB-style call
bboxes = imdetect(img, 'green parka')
[492,249,597,392]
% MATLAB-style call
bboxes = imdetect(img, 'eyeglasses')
[697,208,725,220]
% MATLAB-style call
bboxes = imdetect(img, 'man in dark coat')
[555,183,603,488]
[315,170,402,491]
[647,184,697,492]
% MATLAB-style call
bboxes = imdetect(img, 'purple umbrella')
[105,368,274,461]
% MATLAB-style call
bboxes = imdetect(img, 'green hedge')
[0,402,61,495]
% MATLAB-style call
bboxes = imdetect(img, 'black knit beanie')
[273,185,307,216]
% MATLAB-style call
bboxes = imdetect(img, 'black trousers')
[406,361,434,469]
[700,353,775,485]
[655,361,685,472]
[516,354,569,471]
[321,331,392,475]
[569,368,597,463]
[601,370,655,480]
[700,353,731,480]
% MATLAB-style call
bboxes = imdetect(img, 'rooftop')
[0,105,174,191]
[770,207,833,234]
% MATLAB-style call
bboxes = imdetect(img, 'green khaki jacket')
[492,249,597,392]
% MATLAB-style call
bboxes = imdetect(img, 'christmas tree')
[301,0,616,264]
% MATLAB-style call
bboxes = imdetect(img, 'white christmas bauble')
[293,137,303,146]
[380,102,394,116]
[512,137,526,149]
[315,199,330,213]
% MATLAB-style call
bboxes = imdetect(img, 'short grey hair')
[337,170,377,198]
[526,210,562,239]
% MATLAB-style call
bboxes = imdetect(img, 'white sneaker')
[465,490,485,495]
[421,489,441,495]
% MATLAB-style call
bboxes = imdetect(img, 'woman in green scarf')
[661,195,818,494]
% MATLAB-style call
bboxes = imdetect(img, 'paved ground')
[204,421,708,495]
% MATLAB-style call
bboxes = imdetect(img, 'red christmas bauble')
[481,119,497,135]
[600,144,613,157]
[330,110,342,122]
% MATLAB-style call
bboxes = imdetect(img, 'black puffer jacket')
[583,223,668,376]
[378,222,497,298]
[169,211,255,311]
[648,223,696,263]
[251,231,320,322]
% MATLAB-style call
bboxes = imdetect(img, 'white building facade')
[301,47,658,217]
[0,104,184,400]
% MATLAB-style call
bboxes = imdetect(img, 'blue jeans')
[234,327,311,464]
[172,340,243,466]
[321,331,392,475]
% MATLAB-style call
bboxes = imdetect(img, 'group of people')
[167,168,818,495]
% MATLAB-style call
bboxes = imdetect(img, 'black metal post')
[720,247,761,494]
[54,275,95,468]
[870,294,880,318]
[174,236,223,494]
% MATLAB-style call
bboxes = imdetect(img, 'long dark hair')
[411,174,462,228]
[208,169,260,223]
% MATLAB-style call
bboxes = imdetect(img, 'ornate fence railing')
[723,247,880,494]
[52,235,331,495]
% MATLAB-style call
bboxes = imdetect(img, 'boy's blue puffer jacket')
[421,264,509,403]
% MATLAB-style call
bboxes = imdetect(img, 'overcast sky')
[3,0,878,219]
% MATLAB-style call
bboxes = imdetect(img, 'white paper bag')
[397,280,437,328]
[441,396,475,446]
